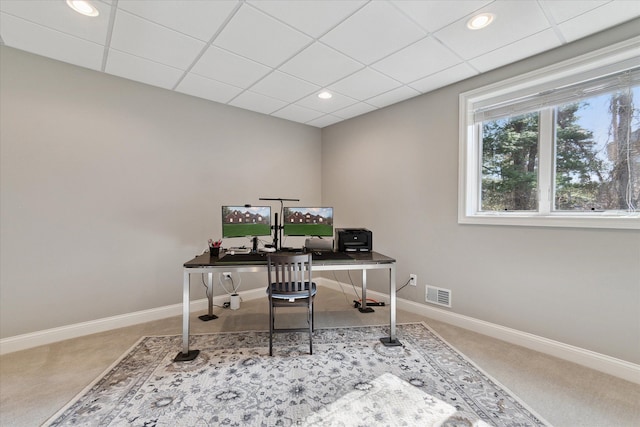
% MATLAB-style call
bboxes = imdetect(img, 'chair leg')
[308,302,313,355]
[269,302,273,357]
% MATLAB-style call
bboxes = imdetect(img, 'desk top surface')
[184,250,395,268]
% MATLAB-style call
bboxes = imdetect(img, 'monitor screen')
[283,207,334,237]
[222,206,271,238]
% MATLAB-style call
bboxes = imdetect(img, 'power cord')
[396,278,412,293]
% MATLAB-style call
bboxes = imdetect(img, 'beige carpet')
[1,287,639,426]
[44,323,549,426]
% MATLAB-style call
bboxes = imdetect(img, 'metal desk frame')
[177,251,400,361]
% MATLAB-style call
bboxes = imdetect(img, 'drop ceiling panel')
[320,1,426,65]
[555,1,640,42]
[332,102,377,120]
[0,12,104,70]
[0,0,111,44]
[116,0,239,42]
[306,114,343,128]
[393,0,492,32]
[212,5,312,68]
[296,91,357,114]
[110,10,205,69]
[434,1,551,60]
[1,0,638,128]
[539,0,609,24]
[250,71,320,103]
[371,36,462,84]
[105,49,184,89]
[271,104,325,123]
[367,86,421,108]
[248,0,366,38]
[409,63,477,94]
[329,67,401,100]
[468,29,561,73]
[176,73,244,104]
[229,90,288,115]
[191,45,271,88]
[279,42,364,88]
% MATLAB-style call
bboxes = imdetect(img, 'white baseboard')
[0,288,266,356]
[320,279,639,384]
[2,281,638,385]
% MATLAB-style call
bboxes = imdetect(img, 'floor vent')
[426,286,452,308]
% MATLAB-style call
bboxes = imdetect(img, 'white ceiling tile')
[0,0,111,44]
[434,1,550,60]
[0,13,104,70]
[110,10,205,69]
[191,46,271,88]
[306,114,343,128]
[367,86,421,108]
[371,36,461,83]
[229,91,288,115]
[105,49,184,89]
[331,102,377,120]
[320,1,426,65]
[176,73,244,104]
[539,1,609,24]
[329,68,401,100]
[248,0,366,38]
[271,104,325,124]
[250,71,320,103]
[2,0,636,128]
[117,0,239,42]
[468,29,561,73]
[556,1,640,43]
[213,4,312,68]
[296,91,358,114]
[393,0,492,32]
[279,42,364,87]
[409,63,477,94]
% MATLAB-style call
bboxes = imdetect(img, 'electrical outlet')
[223,272,232,279]
[409,274,417,286]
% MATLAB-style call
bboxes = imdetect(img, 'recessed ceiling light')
[318,91,333,100]
[66,0,99,17]
[467,13,494,30]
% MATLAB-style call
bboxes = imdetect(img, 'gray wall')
[322,21,640,364]
[2,21,639,365]
[0,46,321,338]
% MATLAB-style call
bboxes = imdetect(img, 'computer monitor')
[222,206,271,238]
[283,207,333,237]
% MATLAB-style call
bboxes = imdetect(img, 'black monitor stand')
[259,197,299,251]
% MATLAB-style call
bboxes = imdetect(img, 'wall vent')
[426,286,452,308]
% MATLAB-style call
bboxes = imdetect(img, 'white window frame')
[458,36,640,230]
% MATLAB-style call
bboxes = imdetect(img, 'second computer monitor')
[283,207,333,237]
[222,205,271,238]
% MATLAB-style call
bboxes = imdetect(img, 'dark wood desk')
[177,251,400,361]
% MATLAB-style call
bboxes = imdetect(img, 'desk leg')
[358,269,375,313]
[380,264,401,347]
[198,272,218,321]
[174,270,200,361]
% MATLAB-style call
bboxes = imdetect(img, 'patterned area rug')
[45,323,549,426]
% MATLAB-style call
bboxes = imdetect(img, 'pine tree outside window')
[459,37,640,229]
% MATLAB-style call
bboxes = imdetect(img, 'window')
[459,37,640,229]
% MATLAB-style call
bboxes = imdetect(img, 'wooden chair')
[266,253,317,356]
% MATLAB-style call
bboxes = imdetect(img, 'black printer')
[336,228,372,252]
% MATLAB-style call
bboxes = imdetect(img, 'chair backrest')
[267,253,313,295]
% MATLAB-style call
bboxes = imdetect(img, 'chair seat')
[268,281,317,300]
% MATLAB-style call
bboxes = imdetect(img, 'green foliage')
[481,112,539,210]
[554,103,604,210]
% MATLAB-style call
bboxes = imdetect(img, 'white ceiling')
[1,0,639,128]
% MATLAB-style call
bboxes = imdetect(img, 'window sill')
[458,213,640,230]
